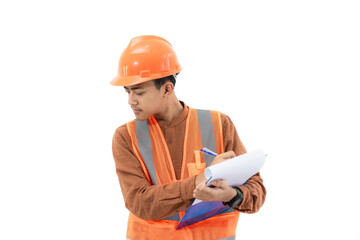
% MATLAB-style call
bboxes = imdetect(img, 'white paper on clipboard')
[204,149,266,187]
[191,149,266,206]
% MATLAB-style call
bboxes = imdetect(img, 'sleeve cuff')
[237,185,252,211]
[179,176,196,201]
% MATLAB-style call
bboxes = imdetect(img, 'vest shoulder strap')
[135,119,158,185]
[196,109,217,167]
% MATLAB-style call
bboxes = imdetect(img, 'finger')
[193,188,200,198]
[224,151,236,159]
[217,151,236,160]
[196,182,206,190]
[209,180,220,186]
[210,179,229,189]
[194,187,208,200]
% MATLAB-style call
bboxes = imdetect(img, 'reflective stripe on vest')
[135,119,158,185]
[196,109,217,167]
[162,212,181,221]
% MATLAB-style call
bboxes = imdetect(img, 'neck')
[154,97,183,122]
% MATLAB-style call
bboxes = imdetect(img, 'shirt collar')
[155,101,189,128]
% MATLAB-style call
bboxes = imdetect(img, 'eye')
[135,91,145,96]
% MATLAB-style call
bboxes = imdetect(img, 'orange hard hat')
[110,35,182,86]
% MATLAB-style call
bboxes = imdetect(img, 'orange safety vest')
[125,108,239,240]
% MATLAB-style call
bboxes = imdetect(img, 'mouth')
[132,108,141,114]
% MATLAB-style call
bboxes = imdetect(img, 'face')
[124,81,164,121]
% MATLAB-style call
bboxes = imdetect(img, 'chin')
[135,114,148,121]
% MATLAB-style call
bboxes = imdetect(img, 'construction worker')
[111,35,266,240]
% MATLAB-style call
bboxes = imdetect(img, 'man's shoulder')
[219,111,231,121]
[198,108,231,119]
[113,122,131,138]
[190,107,232,123]
[114,117,137,131]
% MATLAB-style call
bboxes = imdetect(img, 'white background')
[1,0,359,239]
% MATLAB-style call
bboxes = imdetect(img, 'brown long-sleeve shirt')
[112,103,266,220]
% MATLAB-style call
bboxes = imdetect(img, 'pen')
[206,176,215,187]
[206,176,212,183]
[200,147,218,157]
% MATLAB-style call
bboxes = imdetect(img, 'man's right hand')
[195,151,236,186]
[210,151,236,166]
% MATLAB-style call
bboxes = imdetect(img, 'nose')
[128,91,138,106]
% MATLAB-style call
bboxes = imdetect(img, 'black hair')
[153,72,179,90]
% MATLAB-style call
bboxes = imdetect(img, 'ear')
[162,82,174,97]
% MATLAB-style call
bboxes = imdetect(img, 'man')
[111,35,266,240]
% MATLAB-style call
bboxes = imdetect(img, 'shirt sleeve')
[112,125,195,220]
[221,113,267,213]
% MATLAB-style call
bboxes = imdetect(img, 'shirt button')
[167,139,172,144]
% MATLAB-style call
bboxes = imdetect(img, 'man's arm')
[112,125,195,220]
[194,114,266,213]
[236,172,266,213]
[222,113,266,213]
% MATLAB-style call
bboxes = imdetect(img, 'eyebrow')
[124,86,144,91]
